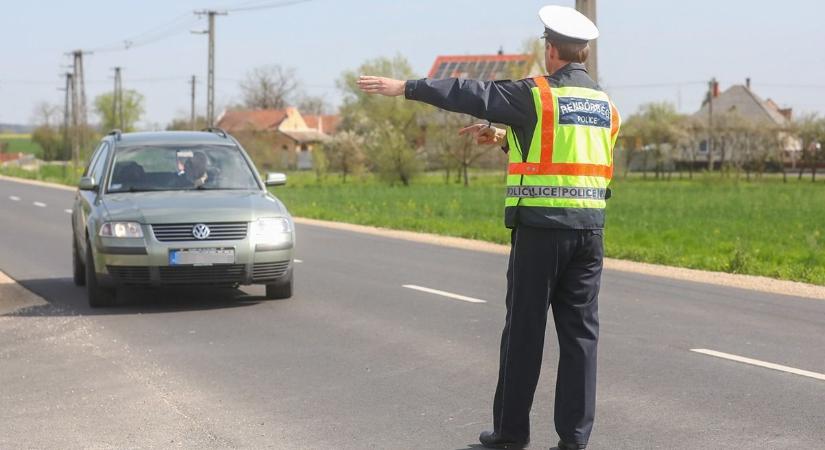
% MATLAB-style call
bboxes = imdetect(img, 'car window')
[107,145,259,193]
[84,142,105,177]
[89,143,110,186]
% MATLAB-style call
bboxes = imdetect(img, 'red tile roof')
[216,109,290,133]
[0,152,23,163]
[303,114,341,135]
[428,54,533,80]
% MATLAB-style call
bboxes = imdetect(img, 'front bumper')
[94,227,294,287]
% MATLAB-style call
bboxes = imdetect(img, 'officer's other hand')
[459,124,506,145]
[357,76,405,97]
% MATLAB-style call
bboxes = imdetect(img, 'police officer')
[358,5,619,449]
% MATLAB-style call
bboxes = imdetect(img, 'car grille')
[158,264,246,285]
[107,266,151,285]
[151,222,248,242]
[252,261,290,281]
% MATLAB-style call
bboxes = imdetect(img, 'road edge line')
[0,174,76,192]
[690,349,825,382]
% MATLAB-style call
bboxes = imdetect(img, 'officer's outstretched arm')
[358,75,534,128]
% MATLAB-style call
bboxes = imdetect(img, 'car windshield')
[107,145,259,193]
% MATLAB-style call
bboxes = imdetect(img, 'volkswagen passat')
[71,129,294,307]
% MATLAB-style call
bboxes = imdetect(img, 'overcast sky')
[2,0,824,128]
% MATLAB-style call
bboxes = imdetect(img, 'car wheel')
[73,236,86,286]
[265,273,293,299]
[85,238,115,308]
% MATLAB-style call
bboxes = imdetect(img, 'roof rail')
[107,129,122,141]
[202,127,228,138]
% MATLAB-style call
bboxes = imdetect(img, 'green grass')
[0,164,83,186]
[0,134,43,157]
[275,171,825,286]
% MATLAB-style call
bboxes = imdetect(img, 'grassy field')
[274,171,825,286]
[0,164,83,186]
[0,134,43,157]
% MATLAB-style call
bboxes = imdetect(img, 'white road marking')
[64,209,72,214]
[691,348,825,382]
[402,284,487,304]
[294,259,303,263]
[33,201,46,208]
[9,195,20,201]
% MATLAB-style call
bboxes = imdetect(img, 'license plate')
[169,248,235,266]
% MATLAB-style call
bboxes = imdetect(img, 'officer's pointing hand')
[459,124,506,145]
[357,76,405,97]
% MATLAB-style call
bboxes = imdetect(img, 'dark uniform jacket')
[404,62,608,230]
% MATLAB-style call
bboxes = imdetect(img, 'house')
[692,80,801,166]
[216,107,337,170]
[428,50,543,80]
[0,152,37,169]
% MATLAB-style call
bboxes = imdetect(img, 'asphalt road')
[1,176,823,449]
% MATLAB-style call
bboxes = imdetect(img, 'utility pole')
[68,49,91,150]
[112,67,123,130]
[59,73,72,176]
[193,10,227,127]
[190,75,197,130]
[575,0,597,82]
[707,77,716,171]
[70,67,80,170]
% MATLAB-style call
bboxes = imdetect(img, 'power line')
[225,0,312,13]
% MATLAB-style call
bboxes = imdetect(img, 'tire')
[85,238,115,308]
[72,236,86,286]
[265,272,293,299]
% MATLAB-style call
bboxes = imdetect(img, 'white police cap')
[538,5,599,43]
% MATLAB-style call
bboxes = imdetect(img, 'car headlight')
[253,218,292,242]
[99,221,144,238]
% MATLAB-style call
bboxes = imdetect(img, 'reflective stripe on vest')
[505,76,620,211]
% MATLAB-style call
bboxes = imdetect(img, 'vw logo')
[192,223,211,240]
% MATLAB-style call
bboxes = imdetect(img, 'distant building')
[216,107,338,170]
[428,50,543,80]
[692,80,801,166]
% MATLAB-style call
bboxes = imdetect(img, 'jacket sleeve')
[405,78,535,128]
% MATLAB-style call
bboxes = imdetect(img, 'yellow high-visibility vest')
[506,76,620,216]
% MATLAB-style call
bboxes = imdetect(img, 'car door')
[75,141,110,254]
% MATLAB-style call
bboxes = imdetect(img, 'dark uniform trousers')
[493,225,602,446]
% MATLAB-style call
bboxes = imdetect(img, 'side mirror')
[265,172,287,187]
[79,176,98,191]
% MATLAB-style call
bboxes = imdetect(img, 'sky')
[2,0,824,129]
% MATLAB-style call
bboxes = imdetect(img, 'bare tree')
[324,131,366,183]
[424,111,491,186]
[296,94,329,115]
[793,114,825,182]
[240,65,300,109]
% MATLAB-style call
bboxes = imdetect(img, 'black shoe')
[478,430,529,449]
[556,440,586,450]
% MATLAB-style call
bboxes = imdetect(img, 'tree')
[94,90,145,132]
[166,115,207,131]
[625,103,686,180]
[338,55,428,185]
[30,102,64,161]
[424,110,490,186]
[240,65,299,110]
[366,122,421,185]
[296,94,329,115]
[323,131,366,183]
[793,114,825,182]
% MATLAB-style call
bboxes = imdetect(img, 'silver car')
[71,129,294,307]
